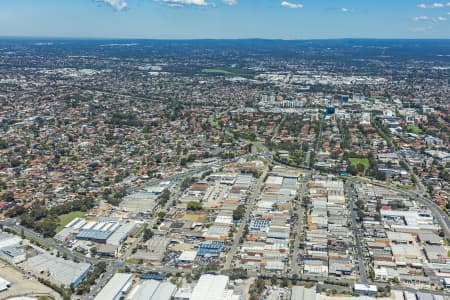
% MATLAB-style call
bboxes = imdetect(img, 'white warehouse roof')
[190,274,229,300]
[95,273,132,300]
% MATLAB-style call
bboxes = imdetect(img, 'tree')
[187,201,202,211]
[229,268,248,280]
[90,247,97,256]
[181,177,195,190]
[143,228,154,242]
[375,170,387,181]
[232,204,246,221]
[347,165,357,176]
[356,163,365,174]
[1,191,14,202]
[159,189,171,205]
[357,209,365,221]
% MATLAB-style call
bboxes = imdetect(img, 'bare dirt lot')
[0,262,61,300]
[181,212,208,222]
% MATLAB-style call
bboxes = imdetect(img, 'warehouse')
[24,253,91,287]
[95,273,132,300]
[265,176,284,186]
[107,222,136,246]
[0,276,11,292]
[76,229,112,244]
[267,225,290,239]
[353,284,377,296]
[205,225,230,240]
[129,280,176,300]
[197,241,224,257]
[0,246,26,264]
[120,192,159,213]
[131,236,169,264]
[190,274,229,300]
[0,231,22,249]
[178,250,198,265]
[291,286,316,300]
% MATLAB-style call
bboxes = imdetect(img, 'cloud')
[434,16,448,21]
[413,15,448,22]
[158,0,211,7]
[413,15,430,21]
[340,7,350,13]
[223,0,237,5]
[281,1,303,9]
[98,0,128,11]
[418,2,445,8]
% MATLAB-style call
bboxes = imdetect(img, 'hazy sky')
[0,0,449,39]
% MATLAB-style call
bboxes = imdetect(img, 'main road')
[399,152,450,238]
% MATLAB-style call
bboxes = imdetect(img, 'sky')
[0,0,449,39]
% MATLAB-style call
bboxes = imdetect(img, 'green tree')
[143,228,154,242]
[187,201,202,211]
[232,204,246,221]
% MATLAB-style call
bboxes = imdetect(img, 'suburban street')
[290,170,309,276]
[345,180,369,284]
[224,168,268,270]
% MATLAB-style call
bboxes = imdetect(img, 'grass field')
[349,157,369,170]
[406,125,423,135]
[201,68,233,75]
[56,211,85,233]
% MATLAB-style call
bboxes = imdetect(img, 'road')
[315,115,325,153]
[392,286,450,297]
[290,171,309,276]
[4,222,96,265]
[398,152,450,238]
[271,115,286,142]
[120,184,183,262]
[87,184,185,299]
[224,168,268,270]
[345,180,368,284]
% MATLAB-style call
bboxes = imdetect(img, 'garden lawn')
[56,211,85,233]
[201,68,233,75]
[348,157,369,170]
[406,125,423,135]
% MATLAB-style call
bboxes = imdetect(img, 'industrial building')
[128,280,176,300]
[95,273,133,300]
[190,274,230,300]
[22,253,91,287]
[0,276,11,292]
[291,286,316,300]
[0,231,22,249]
[55,218,136,247]
[0,246,26,264]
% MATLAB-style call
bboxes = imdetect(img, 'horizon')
[1,36,450,41]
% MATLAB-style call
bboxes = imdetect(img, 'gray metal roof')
[26,253,90,287]
[130,280,176,300]
[94,273,132,300]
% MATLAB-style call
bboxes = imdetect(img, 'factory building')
[95,273,133,300]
